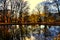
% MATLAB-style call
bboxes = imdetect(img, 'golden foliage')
[40,13,46,17]
[47,16,55,22]
[29,14,39,23]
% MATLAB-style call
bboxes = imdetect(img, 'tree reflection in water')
[0,25,60,40]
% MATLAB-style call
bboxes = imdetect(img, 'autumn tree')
[36,3,47,22]
[35,4,41,22]
[29,13,39,23]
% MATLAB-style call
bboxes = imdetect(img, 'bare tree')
[35,4,41,14]
[10,0,29,18]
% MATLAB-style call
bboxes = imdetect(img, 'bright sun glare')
[25,0,44,13]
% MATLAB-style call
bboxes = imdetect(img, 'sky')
[1,0,58,14]
[0,0,44,12]
[25,0,44,13]
[24,0,60,14]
